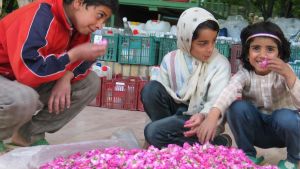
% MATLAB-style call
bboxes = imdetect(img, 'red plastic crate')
[101,76,139,110]
[230,44,242,74]
[88,77,103,107]
[137,80,149,111]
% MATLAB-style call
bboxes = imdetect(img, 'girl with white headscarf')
[141,7,231,148]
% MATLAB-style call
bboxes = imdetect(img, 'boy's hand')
[48,71,73,114]
[183,113,205,137]
[68,42,107,63]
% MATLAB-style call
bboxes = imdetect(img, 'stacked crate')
[289,45,300,78]
[89,75,148,111]
[137,80,149,111]
[215,41,231,58]
[230,44,242,74]
[158,36,177,64]
[89,30,300,111]
[91,31,119,62]
[118,35,159,65]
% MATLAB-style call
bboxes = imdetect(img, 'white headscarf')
[158,7,222,115]
[177,7,218,56]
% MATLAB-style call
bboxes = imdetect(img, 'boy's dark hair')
[240,21,290,71]
[64,0,119,14]
[192,20,219,41]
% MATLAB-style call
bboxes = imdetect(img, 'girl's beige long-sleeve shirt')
[213,68,300,115]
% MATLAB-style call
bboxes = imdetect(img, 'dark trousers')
[141,80,198,148]
[227,100,300,163]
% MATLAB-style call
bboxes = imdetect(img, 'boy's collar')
[64,10,73,30]
[53,0,74,31]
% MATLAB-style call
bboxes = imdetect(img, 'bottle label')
[94,35,103,44]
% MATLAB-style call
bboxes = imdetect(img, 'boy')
[0,0,118,152]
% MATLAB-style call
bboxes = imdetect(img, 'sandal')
[30,138,49,146]
[212,133,232,147]
[0,141,6,153]
[247,155,264,165]
[277,159,298,169]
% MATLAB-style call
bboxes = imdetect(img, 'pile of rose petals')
[40,143,277,169]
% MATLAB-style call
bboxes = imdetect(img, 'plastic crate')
[91,33,119,62]
[118,35,158,65]
[88,95,101,107]
[158,37,177,65]
[101,76,139,110]
[137,80,149,111]
[289,60,300,78]
[216,41,230,58]
[230,44,242,74]
[290,45,300,62]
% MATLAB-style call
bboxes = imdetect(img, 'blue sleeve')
[72,61,94,78]
[21,3,70,77]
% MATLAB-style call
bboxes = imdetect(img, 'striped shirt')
[213,68,300,115]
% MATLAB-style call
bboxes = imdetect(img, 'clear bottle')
[92,61,103,77]
[91,61,112,79]
[93,29,102,44]
[101,65,112,80]
[150,66,160,80]
[122,17,133,36]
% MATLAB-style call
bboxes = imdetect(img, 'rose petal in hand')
[259,58,268,68]
[100,39,108,46]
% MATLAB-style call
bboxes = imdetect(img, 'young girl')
[202,21,300,169]
[141,7,232,149]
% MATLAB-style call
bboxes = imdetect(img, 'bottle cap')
[133,29,139,35]
[96,62,102,67]
[122,17,128,22]
[95,29,102,35]
[107,30,113,34]
[102,66,108,71]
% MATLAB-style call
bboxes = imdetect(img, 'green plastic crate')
[289,60,300,78]
[158,37,177,65]
[91,33,119,62]
[157,37,231,64]
[290,45,300,62]
[118,35,158,65]
[216,41,230,58]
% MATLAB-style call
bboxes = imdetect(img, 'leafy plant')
[1,0,19,18]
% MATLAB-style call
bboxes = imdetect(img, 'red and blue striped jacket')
[0,0,93,87]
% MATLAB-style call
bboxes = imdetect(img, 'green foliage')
[1,0,19,18]
[219,0,300,19]
[272,0,300,18]
[288,0,300,18]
